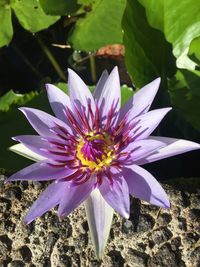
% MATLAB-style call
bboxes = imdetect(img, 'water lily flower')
[7,67,200,259]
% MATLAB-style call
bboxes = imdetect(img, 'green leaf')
[0,3,13,47]
[11,0,59,32]
[121,85,133,106]
[123,0,176,87]
[39,0,80,15]
[168,69,200,131]
[69,0,126,51]
[0,90,37,112]
[188,36,200,66]
[138,0,200,69]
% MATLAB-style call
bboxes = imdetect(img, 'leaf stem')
[36,35,67,82]
[89,54,96,83]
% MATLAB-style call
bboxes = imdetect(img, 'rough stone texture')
[0,175,199,267]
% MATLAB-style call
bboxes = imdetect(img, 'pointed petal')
[68,68,95,111]
[98,67,121,121]
[123,165,170,208]
[24,181,67,224]
[46,84,72,122]
[6,160,73,182]
[84,189,113,260]
[99,174,130,219]
[93,70,109,100]
[13,135,69,160]
[131,108,172,141]
[121,139,165,162]
[9,143,45,162]
[19,107,72,137]
[120,78,161,120]
[136,136,200,164]
[58,178,95,217]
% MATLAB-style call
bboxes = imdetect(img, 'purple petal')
[93,70,109,100]
[19,107,72,138]
[84,189,114,259]
[24,181,67,224]
[58,178,95,217]
[68,68,95,112]
[131,108,172,141]
[123,165,170,208]
[6,160,74,182]
[46,84,72,122]
[136,136,200,164]
[121,139,166,162]
[98,67,121,124]
[99,172,130,219]
[119,78,161,121]
[13,135,69,160]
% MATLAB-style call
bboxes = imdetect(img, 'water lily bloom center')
[77,131,115,172]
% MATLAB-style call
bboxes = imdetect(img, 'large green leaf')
[123,0,176,87]
[11,0,59,32]
[69,0,126,51]
[39,0,80,15]
[138,0,200,70]
[0,2,13,47]
[169,69,200,131]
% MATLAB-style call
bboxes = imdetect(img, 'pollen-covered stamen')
[76,131,115,172]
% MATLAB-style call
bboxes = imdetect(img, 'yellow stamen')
[76,132,115,171]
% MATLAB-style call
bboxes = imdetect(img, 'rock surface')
[0,175,199,267]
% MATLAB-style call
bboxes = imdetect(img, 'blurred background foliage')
[0,0,200,179]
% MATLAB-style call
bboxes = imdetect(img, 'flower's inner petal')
[93,70,109,100]
[130,108,172,141]
[19,107,72,138]
[98,67,121,127]
[68,68,95,114]
[46,84,72,124]
[119,78,161,121]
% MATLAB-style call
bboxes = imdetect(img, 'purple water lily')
[7,67,200,258]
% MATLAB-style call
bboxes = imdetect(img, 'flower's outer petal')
[99,174,130,219]
[136,136,200,165]
[46,84,72,122]
[93,70,109,100]
[131,108,172,141]
[84,189,114,260]
[19,107,71,137]
[58,178,95,217]
[119,78,161,121]
[24,181,67,224]
[68,68,95,112]
[9,143,45,162]
[123,165,170,208]
[98,67,121,123]
[121,139,166,162]
[6,160,74,182]
[13,135,69,160]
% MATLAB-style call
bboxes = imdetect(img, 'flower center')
[76,132,115,171]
